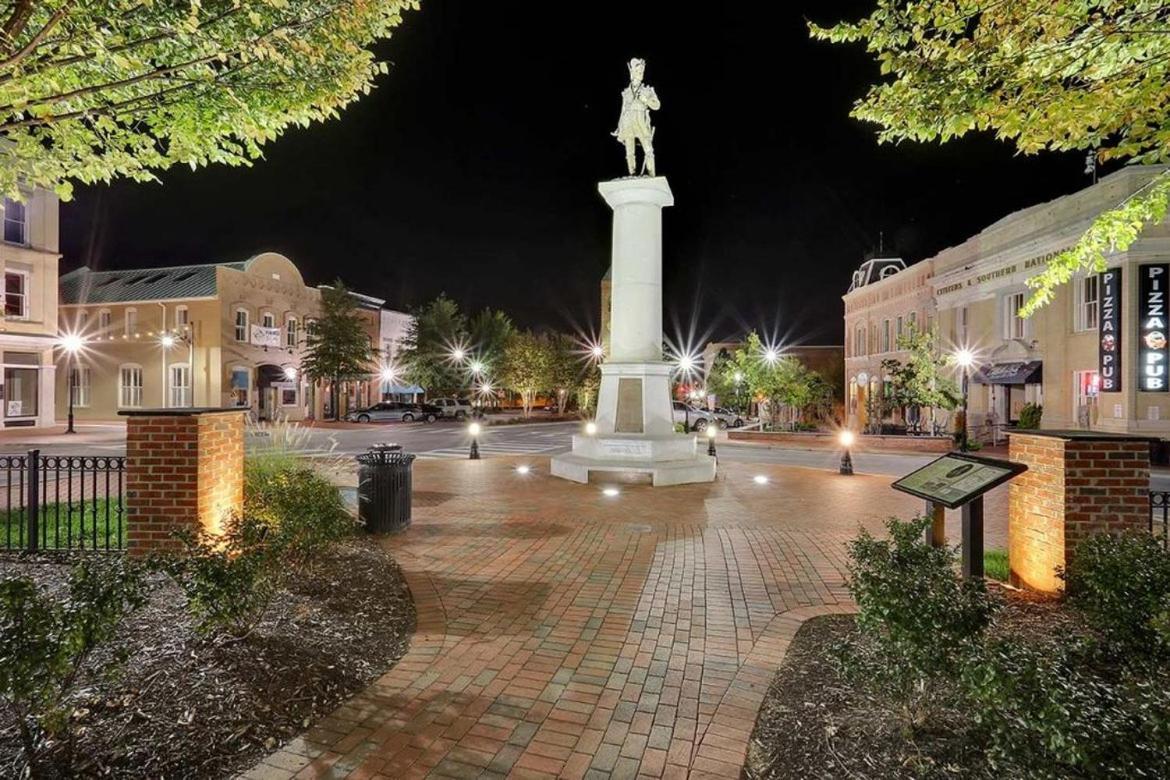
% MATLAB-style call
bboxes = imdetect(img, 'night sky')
[60,1,1095,348]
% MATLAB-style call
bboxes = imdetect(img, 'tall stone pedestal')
[551,176,715,486]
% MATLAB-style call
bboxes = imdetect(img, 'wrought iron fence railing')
[0,449,126,552]
[1151,491,1170,550]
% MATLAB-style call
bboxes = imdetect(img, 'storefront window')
[1003,293,1026,339]
[230,368,250,407]
[4,365,37,418]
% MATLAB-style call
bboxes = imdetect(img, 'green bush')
[0,558,147,772]
[963,638,1170,778]
[166,514,282,640]
[244,455,356,569]
[1018,402,1043,429]
[1061,532,1170,658]
[841,516,997,724]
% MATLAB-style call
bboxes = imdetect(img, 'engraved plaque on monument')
[615,378,644,433]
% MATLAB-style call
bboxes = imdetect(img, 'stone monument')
[551,59,716,486]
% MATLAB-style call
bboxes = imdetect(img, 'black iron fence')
[1151,491,1170,549]
[0,449,126,552]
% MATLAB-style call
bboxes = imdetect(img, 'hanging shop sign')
[1139,264,1170,392]
[250,324,281,348]
[1099,268,1122,392]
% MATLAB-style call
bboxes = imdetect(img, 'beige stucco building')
[0,188,60,428]
[58,253,323,421]
[845,165,1170,442]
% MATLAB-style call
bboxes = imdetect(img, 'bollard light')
[753,474,769,485]
[706,424,717,457]
[602,487,620,497]
[516,464,531,475]
[585,421,598,436]
[468,421,481,460]
[839,430,855,476]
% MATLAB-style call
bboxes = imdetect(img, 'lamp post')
[839,430,855,475]
[380,366,397,402]
[468,421,481,460]
[60,334,84,434]
[954,349,975,451]
[706,424,717,458]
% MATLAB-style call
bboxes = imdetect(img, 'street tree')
[302,281,377,420]
[880,326,961,432]
[812,2,1170,314]
[398,295,467,397]
[726,333,831,429]
[0,0,418,199]
[499,330,553,418]
[547,333,581,414]
[467,308,514,378]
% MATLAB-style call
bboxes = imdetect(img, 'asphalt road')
[5,420,1170,489]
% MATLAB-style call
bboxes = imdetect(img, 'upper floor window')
[1003,293,1027,339]
[119,364,143,408]
[98,309,111,331]
[175,305,189,329]
[1076,275,1099,332]
[3,198,27,245]
[4,271,27,318]
[896,315,904,343]
[286,317,298,348]
[908,311,917,331]
[124,307,138,336]
[234,309,248,342]
[881,319,891,352]
[261,311,275,329]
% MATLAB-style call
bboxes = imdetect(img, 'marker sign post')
[892,452,1028,578]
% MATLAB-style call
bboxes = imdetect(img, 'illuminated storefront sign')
[1099,268,1122,392]
[1139,264,1170,392]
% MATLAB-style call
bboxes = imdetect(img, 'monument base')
[550,433,717,487]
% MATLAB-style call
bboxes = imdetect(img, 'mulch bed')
[0,537,415,778]
[744,588,1082,780]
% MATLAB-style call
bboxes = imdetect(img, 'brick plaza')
[245,457,1007,780]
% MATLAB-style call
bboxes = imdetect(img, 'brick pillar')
[1008,431,1150,593]
[122,408,246,555]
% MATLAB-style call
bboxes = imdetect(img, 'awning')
[972,361,1043,385]
[384,384,424,394]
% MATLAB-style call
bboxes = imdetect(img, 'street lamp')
[839,430,855,475]
[283,366,297,381]
[763,347,779,365]
[954,348,976,451]
[470,360,484,376]
[60,334,84,434]
[468,421,481,460]
[590,344,604,360]
[706,424,717,458]
[451,347,466,363]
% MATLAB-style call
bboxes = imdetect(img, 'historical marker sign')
[892,453,1027,510]
[1139,264,1170,392]
[1099,268,1122,392]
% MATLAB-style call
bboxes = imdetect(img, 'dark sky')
[60,1,1093,348]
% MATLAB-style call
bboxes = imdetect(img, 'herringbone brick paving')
[244,457,1004,779]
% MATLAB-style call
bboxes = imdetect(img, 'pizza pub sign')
[1140,264,1170,392]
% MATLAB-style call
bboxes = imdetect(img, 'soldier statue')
[613,58,660,177]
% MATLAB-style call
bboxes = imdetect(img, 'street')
[7,419,1170,490]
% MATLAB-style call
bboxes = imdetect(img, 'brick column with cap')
[121,408,246,555]
[1008,430,1151,593]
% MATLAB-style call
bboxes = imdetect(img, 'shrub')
[963,638,1170,778]
[1061,532,1170,658]
[1018,402,1043,429]
[841,516,997,724]
[244,456,356,569]
[0,558,147,772]
[166,514,282,640]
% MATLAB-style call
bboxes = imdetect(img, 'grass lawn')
[984,548,1009,582]
[0,498,124,550]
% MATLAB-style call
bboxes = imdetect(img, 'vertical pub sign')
[1099,268,1122,392]
[1140,264,1170,392]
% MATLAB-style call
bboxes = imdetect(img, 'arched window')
[234,308,249,342]
[118,364,143,408]
[286,317,298,348]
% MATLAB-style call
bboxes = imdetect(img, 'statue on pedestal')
[613,58,660,177]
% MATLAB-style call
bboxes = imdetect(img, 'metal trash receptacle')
[356,444,415,533]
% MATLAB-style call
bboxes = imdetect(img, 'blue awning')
[384,384,424,394]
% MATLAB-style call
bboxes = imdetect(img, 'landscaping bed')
[745,588,1075,779]
[0,538,415,778]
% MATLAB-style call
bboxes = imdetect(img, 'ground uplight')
[753,475,769,485]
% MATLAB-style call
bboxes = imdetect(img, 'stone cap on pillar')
[1005,429,1162,443]
[599,176,674,208]
[118,407,248,417]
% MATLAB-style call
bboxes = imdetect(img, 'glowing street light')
[839,430,855,475]
[602,487,620,497]
[516,464,531,475]
[468,421,481,460]
[953,349,976,450]
[763,347,779,364]
[470,360,485,376]
[59,334,85,434]
[753,474,769,485]
[160,334,176,349]
[706,424,717,458]
[283,366,298,381]
[585,421,598,436]
[590,344,604,360]
[451,347,466,363]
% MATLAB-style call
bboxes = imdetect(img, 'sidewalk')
[245,457,1003,780]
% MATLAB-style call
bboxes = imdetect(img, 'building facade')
[58,253,322,421]
[0,188,60,428]
[842,257,937,430]
[844,165,1170,441]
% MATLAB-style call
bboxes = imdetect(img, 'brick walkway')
[245,458,999,780]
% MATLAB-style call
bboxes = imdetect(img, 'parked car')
[429,397,473,420]
[346,402,437,424]
[671,401,716,431]
[712,407,746,429]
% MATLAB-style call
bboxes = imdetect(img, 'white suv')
[430,398,473,420]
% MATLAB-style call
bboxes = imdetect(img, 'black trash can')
[356,444,415,533]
